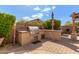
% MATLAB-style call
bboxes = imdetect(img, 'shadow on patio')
[0,39,47,54]
[14,39,47,54]
[0,36,79,54]
[51,36,79,53]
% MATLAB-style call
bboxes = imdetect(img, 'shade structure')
[71,12,79,34]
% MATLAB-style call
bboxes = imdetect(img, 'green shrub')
[43,20,52,29]
[53,20,61,30]
[0,12,16,41]
[43,19,61,29]
[65,21,72,26]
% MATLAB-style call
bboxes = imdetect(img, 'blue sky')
[0,5,79,25]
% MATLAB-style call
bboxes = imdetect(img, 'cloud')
[52,6,56,10]
[45,14,49,16]
[42,8,51,12]
[32,13,43,19]
[38,13,43,18]
[22,13,44,21]
[32,15,39,19]
[22,16,33,21]
[25,5,30,7]
[33,6,41,11]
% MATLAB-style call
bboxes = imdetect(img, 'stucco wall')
[16,30,61,46]
[61,26,72,34]
[44,30,61,41]
[17,31,32,46]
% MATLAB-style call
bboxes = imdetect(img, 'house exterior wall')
[16,23,28,31]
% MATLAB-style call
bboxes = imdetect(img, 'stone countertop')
[40,29,62,32]
[18,31,28,33]
[17,30,61,33]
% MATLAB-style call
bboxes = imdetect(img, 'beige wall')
[44,30,61,41]
[16,30,61,46]
[61,26,72,34]
[40,30,61,41]
[17,31,32,46]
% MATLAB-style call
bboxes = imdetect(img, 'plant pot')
[0,38,4,46]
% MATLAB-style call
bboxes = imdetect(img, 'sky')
[0,5,79,25]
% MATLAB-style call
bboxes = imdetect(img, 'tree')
[65,21,79,27]
[53,20,61,30]
[43,20,52,29]
[43,19,61,29]
[76,22,79,26]
[16,20,26,24]
[65,21,72,26]
[26,19,44,28]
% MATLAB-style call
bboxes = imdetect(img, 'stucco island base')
[17,31,31,46]
[71,33,77,40]
[71,33,79,40]
[43,30,61,41]
[17,30,61,46]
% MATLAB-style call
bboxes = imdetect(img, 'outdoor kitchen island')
[17,30,61,46]
[40,30,61,41]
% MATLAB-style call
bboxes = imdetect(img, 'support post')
[13,23,16,45]
[72,17,76,34]
[52,20,54,30]
[71,13,77,40]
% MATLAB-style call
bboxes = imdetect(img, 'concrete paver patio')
[0,35,79,54]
